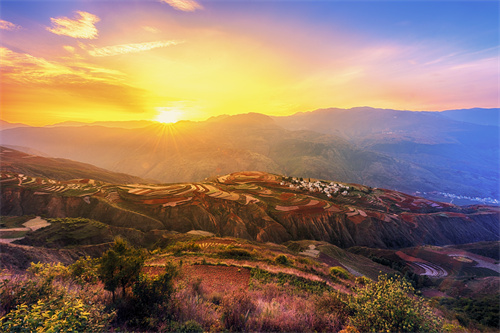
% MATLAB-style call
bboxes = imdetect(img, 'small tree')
[98,237,144,301]
[132,263,179,316]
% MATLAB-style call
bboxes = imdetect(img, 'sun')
[155,107,182,124]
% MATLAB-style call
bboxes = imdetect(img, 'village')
[280,177,352,198]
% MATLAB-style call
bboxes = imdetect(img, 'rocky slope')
[2,171,498,249]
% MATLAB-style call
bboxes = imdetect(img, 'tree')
[98,237,145,301]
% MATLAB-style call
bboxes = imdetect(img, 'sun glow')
[155,107,182,124]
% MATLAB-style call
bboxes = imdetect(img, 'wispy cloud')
[0,47,123,84]
[143,26,160,33]
[0,47,149,114]
[47,11,100,39]
[0,19,21,31]
[88,40,184,57]
[160,0,203,12]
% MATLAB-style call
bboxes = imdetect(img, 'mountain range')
[1,107,498,204]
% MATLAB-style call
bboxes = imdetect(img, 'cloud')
[47,11,100,39]
[143,26,160,33]
[160,0,203,12]
[0,47,149,113]
[88,40,184,57]
[0,19,21,31]
[0,47,124,84]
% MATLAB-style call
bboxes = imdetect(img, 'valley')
[1,147,499,331]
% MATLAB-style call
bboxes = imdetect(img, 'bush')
[0,276,56,316]
[0,270,114,332]
[27,262,71,281]
[219,248,253,259]
[354,276,371,286]
[0,294,113,332]
[133,263,178,312]
[275,254,290,265]
[70,256,99,285]
[349,275,442,332]
[329,266,350,280]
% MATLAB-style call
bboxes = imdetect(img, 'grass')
[0,215,36,229]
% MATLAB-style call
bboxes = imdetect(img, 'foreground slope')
[2,170,498,249]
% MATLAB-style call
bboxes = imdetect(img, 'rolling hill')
[2,170,498,249]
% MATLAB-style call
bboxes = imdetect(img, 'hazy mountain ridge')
[1,107,498,202]
[0,146,150,184]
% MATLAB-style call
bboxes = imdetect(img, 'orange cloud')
[0,47,152,124]
[0,47,127,85]
[161,0,203,12]
[0,19,21,31]
[47,11,100,39]
[87,40,184,57]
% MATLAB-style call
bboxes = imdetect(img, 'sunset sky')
[1,0,498,126]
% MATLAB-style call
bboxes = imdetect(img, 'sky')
[0,0,498,126]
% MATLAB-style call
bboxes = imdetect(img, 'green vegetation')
[218,248,254,260]
[250,267,331,294]
[0,262,114,332]
[274,254,291,265]
[349,275,443,332]
[21,217,110,247]
[98,237,145,301]
[438,295,500,329]
[329,266,351,280]
[0,215,35,228]
[0,231,492,332]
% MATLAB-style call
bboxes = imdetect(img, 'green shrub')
[170,242,201,255]
[70,256,99,285]
[349,275,442,332]
[251,268,330,294]
[219,248,253,259]
[275,254,290,265]
[172,320,204,333]
[0,294,113,332]
[329,266,350,280]
[27,262,71,281]
[354,276,371,286]
[0,276,57,316]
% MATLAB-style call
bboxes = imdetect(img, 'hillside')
[1,219,498,332]
[2,170,498,249]
[1,169,498,332]
[0,146,150,184]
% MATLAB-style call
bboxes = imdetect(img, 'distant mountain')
[439,108,499,127]
[273,107,499,201]
[0,120,31,130]
[0,113,449,196]
[1,145,51,157]
[46,120,156,129]
[1,108,498,201]
[2,171,498,248]
[0,146,150,184]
